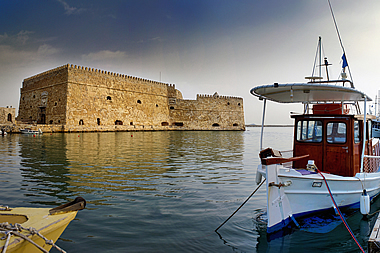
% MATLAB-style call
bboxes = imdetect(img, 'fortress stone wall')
[0,106,16,124]
[17,64,245,132]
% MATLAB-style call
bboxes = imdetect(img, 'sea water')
[0,128,378,252]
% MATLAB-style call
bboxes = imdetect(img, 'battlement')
[67,64,176,88]
[23,64,175,90]
[18,64,245,131]
[196,93,242,100]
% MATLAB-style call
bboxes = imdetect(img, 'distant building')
[17,64,245,131]
[0,106,15,124]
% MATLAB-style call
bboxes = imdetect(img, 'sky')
[1,0,380,125]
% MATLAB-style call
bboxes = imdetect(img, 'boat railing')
[364,139,380,173]
[363,155,380,173]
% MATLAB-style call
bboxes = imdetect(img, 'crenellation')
[17,64,245,131]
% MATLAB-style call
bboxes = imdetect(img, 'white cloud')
[56,0,85,15]
[81,50,128,62]
[37,44,60,57]
[16,30,34,44]
[0,30,34,45]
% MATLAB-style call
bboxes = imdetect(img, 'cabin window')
[354,121,360,143]
[296,120,322,142]
[327,122,346,144]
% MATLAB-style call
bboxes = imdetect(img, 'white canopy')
[250,83,371,103]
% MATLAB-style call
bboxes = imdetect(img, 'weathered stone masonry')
[0,106,15,124]
[17,64,245,132]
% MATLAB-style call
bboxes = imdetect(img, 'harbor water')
[1,127,379,252]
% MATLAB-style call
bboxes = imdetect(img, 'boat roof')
[250,82,372,103]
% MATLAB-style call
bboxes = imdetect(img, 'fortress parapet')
[17,64,244,132]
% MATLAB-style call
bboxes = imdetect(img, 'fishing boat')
[250,35,380,237]
[0,197,86,253]
[0,129,6,136]
[19,128,42,135]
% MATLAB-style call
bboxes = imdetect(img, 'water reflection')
[65,131,245,199]
[14,131,245,207]
[18,134,71,205]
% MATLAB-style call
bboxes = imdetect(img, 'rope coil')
[0,222,67,253]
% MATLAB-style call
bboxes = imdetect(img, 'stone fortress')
[0,106,15,124]
[14,64,245,132]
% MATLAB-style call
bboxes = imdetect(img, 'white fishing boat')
[19,128,42,135]
[0,129,6,136]
[250,37,380,237]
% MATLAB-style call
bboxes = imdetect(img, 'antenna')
[328,0,354,87]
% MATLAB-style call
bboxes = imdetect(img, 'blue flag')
[342,53,348,68]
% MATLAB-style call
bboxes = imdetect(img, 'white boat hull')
[258,164,380,233]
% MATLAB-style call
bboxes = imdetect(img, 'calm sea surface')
[1,128,379,252]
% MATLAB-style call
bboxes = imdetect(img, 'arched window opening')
[97,118,101,125]
[115,120,123,125]
[130,122,134,126]
[161,122,169,126]
[233,123,239,126]
[238,103,241,106]
[107,96,112,101]
[49,120,53,124]
[137,100,142,104]
[227,102,230,105]
[156,104,159,107]
[170,106,175,110]
[212,123,220,127]
[7,113,12,122]
[79,119,84,125]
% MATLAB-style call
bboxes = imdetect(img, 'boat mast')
[328,0,354,87]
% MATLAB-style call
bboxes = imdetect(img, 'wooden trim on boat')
[261,154,310,166]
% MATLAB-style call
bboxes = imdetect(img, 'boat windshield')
[327,122,347,144]
[296,120,322,142]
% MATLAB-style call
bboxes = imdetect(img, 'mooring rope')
[0,222,66,253]
[215,178,266,232]
[317,169,365,253]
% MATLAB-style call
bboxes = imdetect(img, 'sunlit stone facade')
[18,64,245,131]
